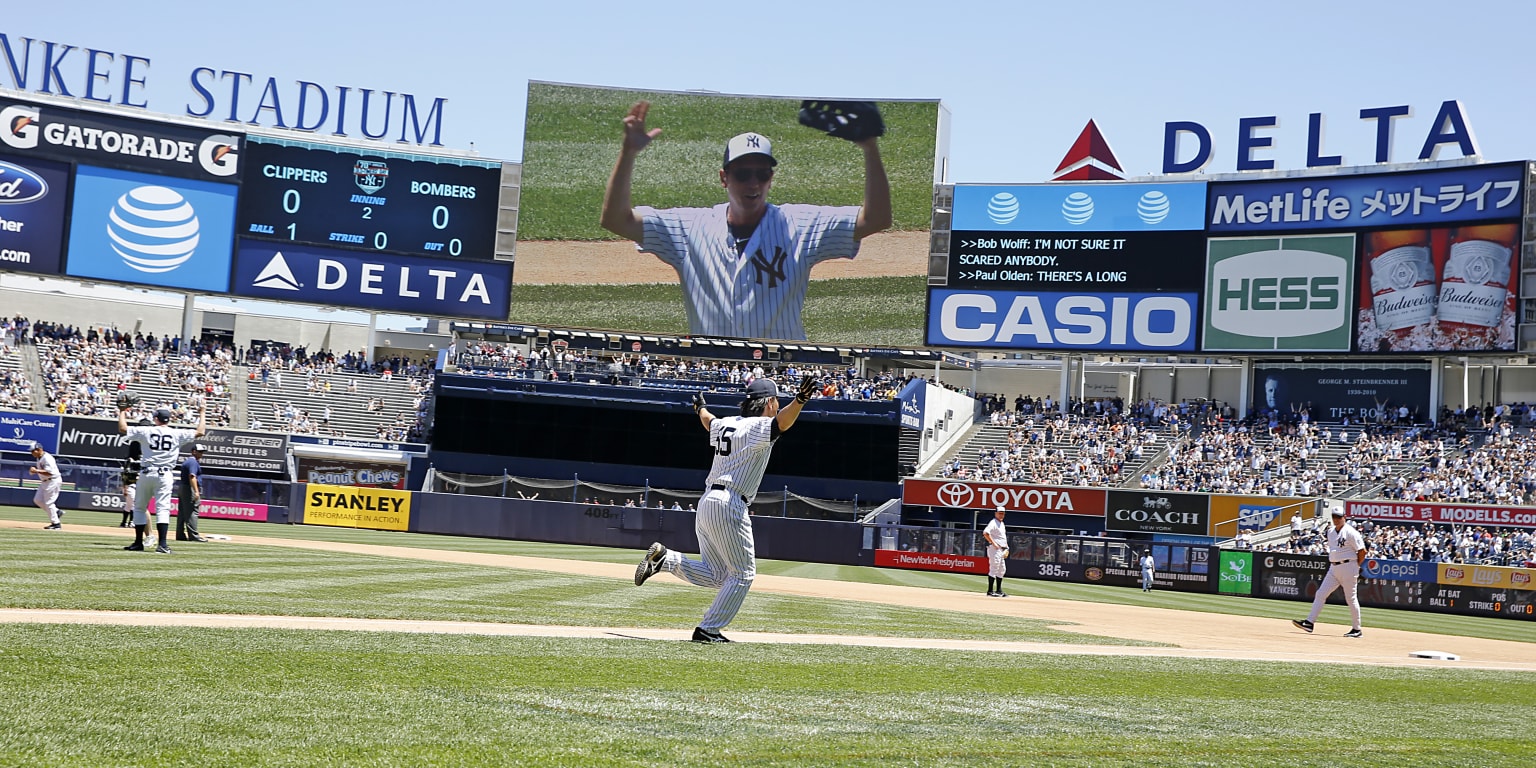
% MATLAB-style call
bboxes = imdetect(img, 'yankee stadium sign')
[0,33,449,146]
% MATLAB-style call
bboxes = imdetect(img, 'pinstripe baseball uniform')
[983,516,1007,579]
[32,447,62,526]
[636,202,860,340]
[126,424,199,527]
[1303,516,1366,634]
[661,414,779,631]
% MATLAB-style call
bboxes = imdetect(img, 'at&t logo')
[108,186,201,274]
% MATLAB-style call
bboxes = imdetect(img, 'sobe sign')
[1203,234,1356,352]
[927,289,1196,350]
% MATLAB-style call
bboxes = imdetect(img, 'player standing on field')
[983,505,1009,597]
[1292,509,1368,638]
[599,100,891,341]
[30,442,63,529]
[118,403,205,554]
[634,375,818,643]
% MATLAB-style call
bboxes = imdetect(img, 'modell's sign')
[1346,500,1536,529]
[1105,489,1210,535]
[902,478,1105,517]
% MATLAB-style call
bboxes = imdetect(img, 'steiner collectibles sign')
[302,483,411,531]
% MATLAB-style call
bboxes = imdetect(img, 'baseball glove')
[795,374,817,404]
[115,393,140,411]
[798,100,885,142]
[691,391,707,413]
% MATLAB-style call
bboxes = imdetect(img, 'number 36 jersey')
[126,425,199,472]
[705,415,778,502]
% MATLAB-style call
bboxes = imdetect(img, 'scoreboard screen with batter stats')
[237,137,502,261]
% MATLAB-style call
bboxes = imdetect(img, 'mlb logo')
[353,160,389,194]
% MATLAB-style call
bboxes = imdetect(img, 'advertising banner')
[303,483,411,531]
[0,153,70,275]
[1105,489,1211,535]
[1356,222,1520,353]
[926,288,1198,351]
[946,231,1207,292]
[1209,495,1319,539]
[65,164,237,292]
[1217,550,1254,594]
[902,478,1105,517]
[295,455,406,489]
[952,182,1208,232]
[196,428,288,475]
[0,95,242,181]
[1251,366,1430,423]
[0,410,60,454]
[1345,499,1536,529]
[289,434,429,454]
[873,549,986,575]
[1362,558,1437,584]
[1253,552,1329,599]
[896,378,924,431]
[1203,234,1356,351]
[1438,564,1536,592]
[231,239,512,320]
[1206,162,1523,233]
[57,415,129,459]
[68,492,270,522]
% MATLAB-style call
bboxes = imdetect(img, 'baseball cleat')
[123,542,145,551]
[995,592,1008,598]
[155,544,173,554]
[1292,619,1314,633]
[43,523,61,530]
[634,542,667,586]
[1344,628,1363,638]
[691,627,731,644]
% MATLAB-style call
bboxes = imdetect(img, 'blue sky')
[8,1,1534,181]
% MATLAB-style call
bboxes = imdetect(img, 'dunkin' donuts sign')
[902,478,1105,516]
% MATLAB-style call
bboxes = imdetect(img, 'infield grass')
[519,82,940,241]
[2,625,1532,767]
[508,275,927,346]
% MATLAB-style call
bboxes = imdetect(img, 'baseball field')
[2,507,1533,767]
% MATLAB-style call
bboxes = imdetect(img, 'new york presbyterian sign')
[0,32,449,146]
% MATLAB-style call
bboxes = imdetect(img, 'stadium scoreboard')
[237,137,507,261]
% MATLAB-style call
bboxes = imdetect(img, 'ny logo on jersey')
[751,246,787,288]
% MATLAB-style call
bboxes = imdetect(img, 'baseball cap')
[723,132,776,168]
[29,441,43,451]
[153,408,174,423]
[1331,509,1346,518]
[745,378,779,397]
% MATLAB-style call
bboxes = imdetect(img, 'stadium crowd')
[1257,518,1535,568]
[35,326,235,426]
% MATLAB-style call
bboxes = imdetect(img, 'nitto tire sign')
[58,416,128,459]
[1105,489,1210,535]
[1203,234,1356,352]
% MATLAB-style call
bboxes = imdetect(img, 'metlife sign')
[0,153,69,275]
[927,289,1197,351]
[0,95,241,182]
[232,240,511,319]
[1203,234,1356,352]
[952,182,1207,232]
[1206,162,1523,233]
[64,164,237,292]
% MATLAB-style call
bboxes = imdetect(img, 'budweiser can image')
[1436,223,1518,350]
[1362,229,1436,349]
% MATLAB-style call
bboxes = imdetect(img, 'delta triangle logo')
[1051,120,1125,181]
[252,251,301,291]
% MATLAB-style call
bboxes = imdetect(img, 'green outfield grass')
[519,82,940,241]
[3,510,1535,766]
[508,275,927,346]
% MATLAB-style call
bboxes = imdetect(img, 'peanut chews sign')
[302,483,412,531]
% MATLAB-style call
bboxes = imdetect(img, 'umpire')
[176,443,208,542]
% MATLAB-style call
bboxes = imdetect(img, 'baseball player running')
[1292,509,1368,637]
[634,375,817,643]
[118,400,205,554]
[29,442,63,529]
[983,506,1009,597]
[599,100,891,341]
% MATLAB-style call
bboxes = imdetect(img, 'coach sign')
[1105,489,1210,535]
[902,478,1105,516]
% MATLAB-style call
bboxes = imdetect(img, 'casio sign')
[936,293,1194,349]
[1209,248,1347,337]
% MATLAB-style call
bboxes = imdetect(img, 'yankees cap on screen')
[723,132,776,167]
[745,378,779,397]
[153,408,174,423]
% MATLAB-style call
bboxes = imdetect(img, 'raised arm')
[853,138,891,240]
[774,375,818,433]
[195,407,207,438]
[599,101,662,243]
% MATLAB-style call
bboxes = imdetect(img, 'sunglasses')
[729,167,774,183]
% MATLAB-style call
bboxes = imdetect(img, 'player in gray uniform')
[599,100,892,340]
[29,442,63,529]
[634,375,817,643]
[1292,509,1368,637]
[982,506,1008,596]
[118,404,205,554]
